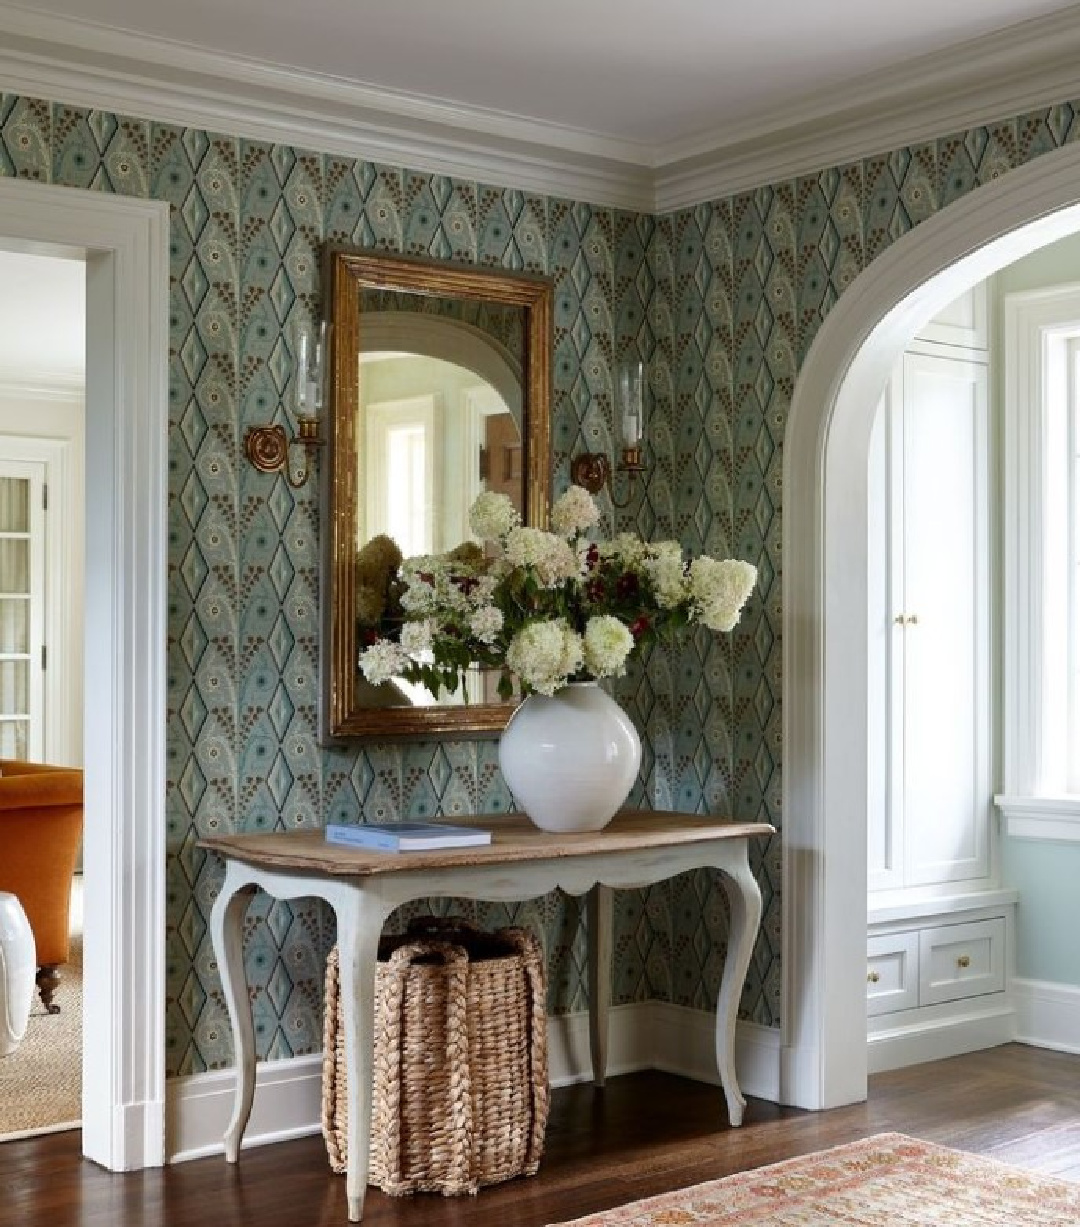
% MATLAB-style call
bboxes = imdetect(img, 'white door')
[868,339,991,893]
[898,350,990,885]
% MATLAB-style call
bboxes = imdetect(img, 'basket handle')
[382,936,476,1192]
[384,937,469,973]
[499,927,550,1170]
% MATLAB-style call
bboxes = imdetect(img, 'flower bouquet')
[358,484,757,702]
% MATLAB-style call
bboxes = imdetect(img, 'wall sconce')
[244,319,328,488]
[571,358,646,508]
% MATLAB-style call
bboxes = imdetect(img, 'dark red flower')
[629,616,651,639]
[616,572,640,600]
[585,543,600,569]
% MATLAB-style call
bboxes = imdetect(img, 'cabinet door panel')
[918,918,1004,1005]
[900,352,990,885]
[867,931,919,1016]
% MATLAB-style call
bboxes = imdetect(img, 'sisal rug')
[0,916,82,1141]
[551,1133,1080,1226]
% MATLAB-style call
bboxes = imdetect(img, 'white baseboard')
[867,1000,1016,1074]
[166,1053,326,1163]
[1012,978,1080,1055]
[166,1004,781,1163]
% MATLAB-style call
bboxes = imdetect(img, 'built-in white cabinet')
[867,285,1016,1071]
[869,288,991,892]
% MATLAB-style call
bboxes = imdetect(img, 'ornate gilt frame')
[323,248,553,740]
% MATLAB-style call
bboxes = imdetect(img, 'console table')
[201,811,773,1222]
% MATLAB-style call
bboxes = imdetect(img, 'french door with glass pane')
[0,458,46,760]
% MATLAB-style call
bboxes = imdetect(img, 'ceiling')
[2,0,1080,207]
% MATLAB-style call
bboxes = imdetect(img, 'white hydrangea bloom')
[358,639,408,686]
[505,619,584,695]
[469,490,520,541]
[597,532,649,566]
[643,541,688,608]
[688,557,757,631]
[472,574,498,604]
[400,619,435,655]
[583,615,634,678]
[469,604,504,645]
[399,573,440,614]
[503,526,581,587]
[550,484,601,538]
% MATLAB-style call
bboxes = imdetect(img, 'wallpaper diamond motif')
[3,87,1078,1076]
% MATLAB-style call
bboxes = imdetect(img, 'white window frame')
[361,393,440,557]
[997,284,1080,840]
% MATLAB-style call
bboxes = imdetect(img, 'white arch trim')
[361,312,524,424]
[0,179,169,1166]
[782,140,1080,1109]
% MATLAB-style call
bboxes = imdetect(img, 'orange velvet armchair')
[0,759,83,1013]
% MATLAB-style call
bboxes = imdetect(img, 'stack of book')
[324,821,492,852]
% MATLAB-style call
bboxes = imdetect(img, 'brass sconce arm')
[244,319,328,489]
[571,358,647,508]
[244,418,324,488]
[570,448,645,509]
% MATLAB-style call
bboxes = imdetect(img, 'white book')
[324,821,492,852]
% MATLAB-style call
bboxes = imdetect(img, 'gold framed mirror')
[323,248,553,740]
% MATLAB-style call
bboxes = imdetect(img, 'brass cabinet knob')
[867,969,880,983]
[957,954,971,969]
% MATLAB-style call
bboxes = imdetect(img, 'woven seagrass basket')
[321,917,549,1196]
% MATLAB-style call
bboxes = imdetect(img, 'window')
[998,285,1080,839]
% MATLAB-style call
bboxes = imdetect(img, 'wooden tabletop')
[199,811,774,878]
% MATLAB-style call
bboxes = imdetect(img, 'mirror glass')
[324,250,552,739]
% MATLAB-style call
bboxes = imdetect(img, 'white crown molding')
[1,4,1080,214]
[654,7,1080,210]
[0,3,654,212]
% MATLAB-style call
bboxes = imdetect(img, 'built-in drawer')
[867,931,920,1016]
[918,917,1005,1006]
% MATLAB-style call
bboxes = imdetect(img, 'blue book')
[324,821,492,851]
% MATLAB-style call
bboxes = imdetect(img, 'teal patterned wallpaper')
[2,87,1077,1079]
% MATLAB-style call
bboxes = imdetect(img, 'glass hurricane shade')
[294,319,328,419]
[618,359,644,450]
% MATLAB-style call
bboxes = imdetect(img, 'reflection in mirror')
[358,340,520,707]
[324,250,552,740]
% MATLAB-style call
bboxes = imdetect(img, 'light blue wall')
[992,230,1080,988]
[1002,839,1080,984]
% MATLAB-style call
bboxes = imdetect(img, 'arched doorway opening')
[781,139,1080,1110]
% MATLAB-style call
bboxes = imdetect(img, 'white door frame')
[0,178,169,1167]
[782,141,1080,1109]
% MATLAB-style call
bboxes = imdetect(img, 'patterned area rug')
[552,1133,1080,1226]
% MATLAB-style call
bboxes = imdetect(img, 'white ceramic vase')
[0,891,36,1057]
[498,681,641,833]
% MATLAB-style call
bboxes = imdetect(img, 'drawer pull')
[867,970,880,983]
[957,954,971,969]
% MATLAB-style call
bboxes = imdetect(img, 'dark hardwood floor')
[2,1044,1079,1226]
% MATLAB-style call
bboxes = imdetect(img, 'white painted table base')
[204,814,770,1222]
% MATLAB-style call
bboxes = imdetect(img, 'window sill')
[995,794,1080,842]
